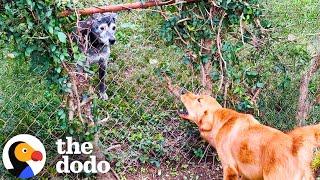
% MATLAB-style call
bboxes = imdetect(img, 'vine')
[0,0,94,129]
[159,0,270,111]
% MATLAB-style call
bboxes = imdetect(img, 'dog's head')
[91,13,117,46]
[178,91,222,131]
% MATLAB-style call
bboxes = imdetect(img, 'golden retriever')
[178,91,320,180]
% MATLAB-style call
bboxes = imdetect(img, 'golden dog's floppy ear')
[198,111,213,131]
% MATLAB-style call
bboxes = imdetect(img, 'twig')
[110,168,120,180]
[68,91,75,121]
[198,144,210,163]
[186,30,211,51]
[177,17,191,24]
[223,80,229,107]
[254,18,271,34]
[217,57,224,95]
[251,88,261,103]
[212,151,216,169]
[28,36,50,39]
[217,13,227,81]
[97,112,110,125]
[296,52,320,126]
[200,47,213,95]
[163,74,181,98]
[62,61,84,123]
[200,62,206,88]
[242,20,262,48]
[208,7,223,97]
[71,71,89,77]
[217,13,227,96]
[174,27,188,45]
[106,144,122,152]
[80,96,94,107]
[239,13,245,45]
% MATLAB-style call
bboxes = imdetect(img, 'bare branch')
[59,0,199,17]
[163,74,181,98]
[61,60,84,123]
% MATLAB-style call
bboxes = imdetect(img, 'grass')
[95,0,320,177]
[257,0,320,130]
[0,57,64,177]
[0,0,319,178]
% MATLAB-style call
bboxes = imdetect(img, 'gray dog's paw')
[99,93,109,100]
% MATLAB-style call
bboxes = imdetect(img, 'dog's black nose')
[180,88,187,95]
[109,39,116,45]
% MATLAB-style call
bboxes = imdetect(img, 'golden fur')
[179,92,320,180]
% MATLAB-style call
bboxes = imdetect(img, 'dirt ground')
[125,163,320,179]
[125,163,223,180]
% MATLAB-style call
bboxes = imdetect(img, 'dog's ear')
[198,111,213,131]
[110,13,117,21]
[102,12,117,21]
[92,13,101,19]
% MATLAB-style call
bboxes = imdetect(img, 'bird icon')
[8,141,43,178]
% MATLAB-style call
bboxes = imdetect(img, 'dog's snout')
[180,88,187,95]
[109,39,116,45]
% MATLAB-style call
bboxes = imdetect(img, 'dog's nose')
[180,88,187,95]
[109,39,116,45]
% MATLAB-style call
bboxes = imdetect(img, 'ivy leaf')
[256,82,264,88]
[150,159,160,168]
[25,47,34,57]
[246,70,258,77]
[26,0,34,9]
[201,55,210,64]
[210,71,220,81]
[48,26,53,34]
[57,32,67,43]
[182,55,190,64]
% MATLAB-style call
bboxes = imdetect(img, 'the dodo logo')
[2,134,46,179]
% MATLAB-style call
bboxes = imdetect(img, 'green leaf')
[57,32,67,43]
[246,70,258,77]
[210,71,220,81]
[201,55,210,64]
[48,26,53,34]
[25,47,34,57]
[256,82,264,88]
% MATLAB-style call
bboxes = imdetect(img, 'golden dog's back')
[230,118,320,179]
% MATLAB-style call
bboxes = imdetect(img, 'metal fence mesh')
[0,10,223,179]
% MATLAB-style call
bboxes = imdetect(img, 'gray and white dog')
[76,13,117,100]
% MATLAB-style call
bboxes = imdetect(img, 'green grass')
[257,0,320,130]
[0,57,64,178]
[94,0,320,176]
[266,0,320,37]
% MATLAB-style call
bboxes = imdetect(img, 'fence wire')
[0,10,223,179]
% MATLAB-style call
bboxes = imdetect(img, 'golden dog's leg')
[303,169,315,180]
[223,166,239,180]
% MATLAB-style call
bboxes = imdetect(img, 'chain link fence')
[0,9,223,179]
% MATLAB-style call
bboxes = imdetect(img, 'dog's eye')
[100,27,105,31]
[112,26,116,31]
[197,98,201,102]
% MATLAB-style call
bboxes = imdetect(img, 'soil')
[125,162,223,180]
[123,163,320,180]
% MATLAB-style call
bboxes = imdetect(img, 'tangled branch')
[296,52,320,126]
